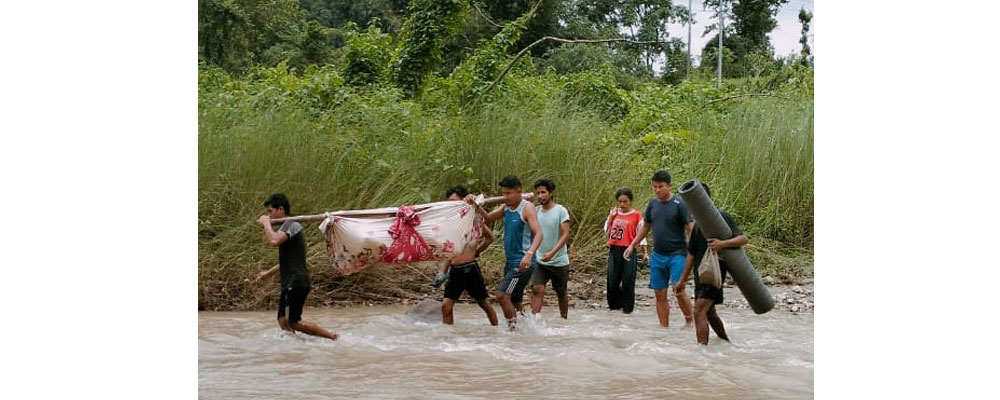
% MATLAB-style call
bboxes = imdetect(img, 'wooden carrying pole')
[268,193,534,224]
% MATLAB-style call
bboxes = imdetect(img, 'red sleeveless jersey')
[606,210,642,247]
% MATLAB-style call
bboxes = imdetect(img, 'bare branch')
[470,1,503,28]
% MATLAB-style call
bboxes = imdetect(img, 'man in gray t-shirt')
[528,179,572,319]
[254,193,339,341]
[624,171,695,328]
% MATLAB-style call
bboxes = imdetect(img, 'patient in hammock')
[435,186,499,326]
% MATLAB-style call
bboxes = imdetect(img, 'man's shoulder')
[280,220,303,235]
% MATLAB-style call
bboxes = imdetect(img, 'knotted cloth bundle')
[318,201,484,275]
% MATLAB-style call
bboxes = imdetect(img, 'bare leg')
[694,298,712,345]
[277,317,293,332]
[557,292,569,319]
[497,292,517,329]
[654,288,670,327]
[289,320,339,341]
[707,305,729,342]
[477,299,499,326]
[530,284,545,314]
[674,285,694,328]
[442,298,455,325]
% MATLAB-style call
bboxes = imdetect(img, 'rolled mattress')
[678,179,774,314]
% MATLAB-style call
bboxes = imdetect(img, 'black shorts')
[277,285,310,324]
[694,261,728,305]
[443,260,489,302]
[529,263,569,296]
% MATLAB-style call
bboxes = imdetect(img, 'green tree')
[798,7,812,67]
[341,20,393,86]
[481,0,563,56]
[450,1,542,104]
[199,0,330,73]
[198,0,254,72]
[559,0,688,78]
[701,0,787,77]
[389,0,468,97]
[299,0,410,33]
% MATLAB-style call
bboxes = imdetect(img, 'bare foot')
[683,323,694,329]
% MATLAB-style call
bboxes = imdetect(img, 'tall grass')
[198,67,814,309]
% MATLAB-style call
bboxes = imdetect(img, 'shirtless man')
[439,186,499,326]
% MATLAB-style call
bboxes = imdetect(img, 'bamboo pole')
[267,193,535,223]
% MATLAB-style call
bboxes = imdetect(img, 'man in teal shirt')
[528,179,572,319]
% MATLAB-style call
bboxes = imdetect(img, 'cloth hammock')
[318,200,484,275]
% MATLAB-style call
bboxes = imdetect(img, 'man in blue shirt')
[468,175,544,330]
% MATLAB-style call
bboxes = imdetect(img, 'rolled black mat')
[678,179,774,314]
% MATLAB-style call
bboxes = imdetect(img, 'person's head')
[533,179,555,206]
[651,170,672,200]
[263,193,291,218]
[498,175,523,207]
[614,188,633,211]
[445,185,469,201]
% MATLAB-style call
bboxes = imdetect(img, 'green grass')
[198,67,814,310]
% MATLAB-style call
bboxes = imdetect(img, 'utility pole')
[686,0,692,80]
[717,0,724,89]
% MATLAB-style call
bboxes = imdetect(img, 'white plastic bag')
[698,248,722,288]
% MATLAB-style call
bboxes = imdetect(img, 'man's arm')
[684,221,694,242]
[675,253,695,294]
[476,224,494,256]
[707,234,749,252]
[257,215,289,247]
[484,205,505,225]
[464,195,505,225]
[543,220,571,262]
[254,264,280,283]
[519,205,544,270]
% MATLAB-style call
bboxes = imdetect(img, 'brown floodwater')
[199,296,813,399]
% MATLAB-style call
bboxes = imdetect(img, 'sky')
[665,0,815,67]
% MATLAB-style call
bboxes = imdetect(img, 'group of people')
[253,170,749,346]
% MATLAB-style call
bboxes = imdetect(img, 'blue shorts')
[499,261,536,305]
[649,251,685,289]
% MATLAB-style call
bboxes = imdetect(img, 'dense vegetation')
[198,0,813,310]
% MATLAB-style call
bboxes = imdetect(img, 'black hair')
[445,185,469,199]
[533,178,555,193]
[498,175,521,189]
[614,188,633,201]
[263,193,291,215]
[702,182,712,198]
[651,170,672,184]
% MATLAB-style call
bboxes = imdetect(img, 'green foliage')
[702,0,787,78]
[798,7,813,66]
[481,0,563,55]
[198,63,813,309]
[560,69,630,121]
[449,2,541,105]
[198,0,254,72]
[299,0,409,33]
[341,20,394,86]
[199,0,334,73]
[389,0,468,97]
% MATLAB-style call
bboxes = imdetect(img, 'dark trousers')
[607,246,637,313]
